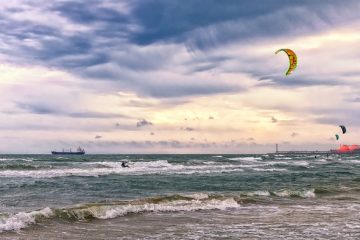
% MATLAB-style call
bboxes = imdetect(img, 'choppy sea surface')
[0,153,359,239]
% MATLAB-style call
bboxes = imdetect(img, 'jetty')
[274,144,331,155]
[275,150,331,154]
[272,144,360,155]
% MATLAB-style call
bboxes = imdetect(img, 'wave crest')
[0,207,53,233]
[273,189,315,198]
[0,195,239,233]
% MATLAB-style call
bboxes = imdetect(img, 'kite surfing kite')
[339,125,346,134]
[275,48,297,76]
[335,125,347,140]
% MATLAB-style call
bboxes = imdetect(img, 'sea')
[0,153,359,239]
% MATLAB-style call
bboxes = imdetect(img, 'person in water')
[121,161,129,168]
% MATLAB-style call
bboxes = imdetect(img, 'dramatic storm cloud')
[0,0,359,153]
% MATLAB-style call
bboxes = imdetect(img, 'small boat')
[51,147,85,155]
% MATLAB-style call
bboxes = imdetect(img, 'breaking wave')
[0,194,239,233]
[240,189,316,198]
[0,188,321,233]
[273,189,316,198]
[0,207,53,233]
[0,164,49,170]
[227,156,261,161]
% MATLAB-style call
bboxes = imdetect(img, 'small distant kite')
[335,125,347,140]
[275,48,297,76]
[339,125,346,134]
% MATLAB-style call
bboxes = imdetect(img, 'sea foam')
[0,160,246,178]
[0,207,53,233]
[0,196,239,233]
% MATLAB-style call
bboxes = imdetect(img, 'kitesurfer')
[121,161,129,168]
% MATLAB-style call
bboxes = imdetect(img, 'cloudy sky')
[1,0,360,153]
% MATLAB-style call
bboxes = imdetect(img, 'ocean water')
[0,154,359,239]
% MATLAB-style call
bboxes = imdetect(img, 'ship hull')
[51,151,85,155]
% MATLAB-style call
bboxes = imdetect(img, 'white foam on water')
[0,160,246,178]
[347,160,360,164]
[133,160,173,168]
[80,198,240,220]
[245,191,271,197]
[181,193,209,200]
[0,158,17,161]
[302,189,316,198]
[266,160,310,167]
[274,190,292,197]
[94,160,172,168]
[239,164,265,168]
[202,161,217,165]
[0,197,240,233]
[345,223,360,229]
[251,168,288,172]
[291,161,310,167]
[274,189,315,198]
[227,157,261,161]
[0,207,53,233]
[275,157,293,160]
[0,157,34,162]
[315,159,328,163]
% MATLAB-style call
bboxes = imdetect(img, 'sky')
[1,0,360,153]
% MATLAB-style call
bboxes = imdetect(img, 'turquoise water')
[0,154,359,239]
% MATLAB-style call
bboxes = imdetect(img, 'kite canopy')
[335,125,347,141]
[339,125,347,134]
[335,134,339,140]
[275,48,297,76]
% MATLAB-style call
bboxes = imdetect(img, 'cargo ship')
[51,147,85,155]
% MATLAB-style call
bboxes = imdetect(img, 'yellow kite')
[275,48,297,76]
